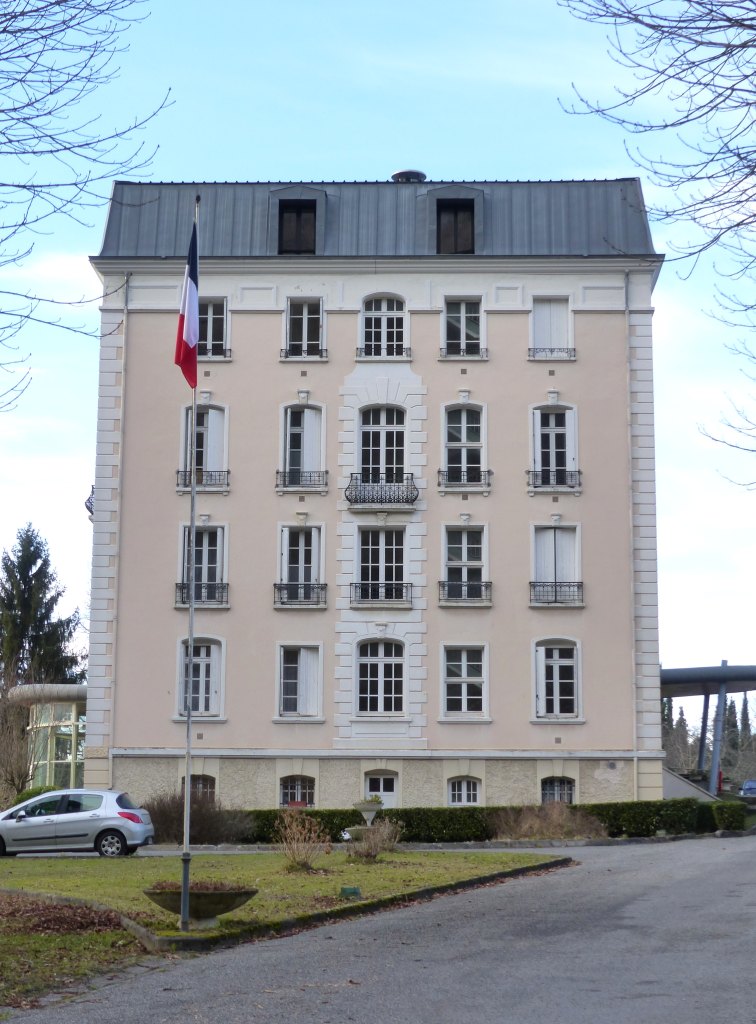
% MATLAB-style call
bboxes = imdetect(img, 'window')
[181,774,216,801]
[280,775,315,807]
[278,406,326,489]
[180,639,222,717]
[441,527,490,603]
[353,529,409,604]
[535,640,579,719]
[278,646,320,716]
[443,300,483,357]
[198,300,228,358]
[178,526,227,605]
[532,527,582,605]
[541,776,575,804]
[441,407,489,487]
[529,406,579,490]
[358,640,404,714]
[278,200,316,255]
[360,297,406,358]
[437,199,475,254]
[530,298,573,359]
[285,299,323,357]
[275,527,326,606]
[179,405,228,489]
[448,777,480,805]
[365,773,397,808]
[346,407,418,506]
[444,647,485,716]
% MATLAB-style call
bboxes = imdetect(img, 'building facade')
[86,174,664,808]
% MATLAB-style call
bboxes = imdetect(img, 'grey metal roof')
[96,178,658,260]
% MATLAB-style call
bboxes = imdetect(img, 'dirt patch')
[0,892,124,936]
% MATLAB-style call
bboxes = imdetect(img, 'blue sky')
[1,0,754,712]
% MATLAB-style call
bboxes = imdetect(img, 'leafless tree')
[0,0,167,409]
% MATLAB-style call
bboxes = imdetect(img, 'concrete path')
[7,835,756,1024]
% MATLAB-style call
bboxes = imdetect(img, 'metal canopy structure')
[660,662,756,795]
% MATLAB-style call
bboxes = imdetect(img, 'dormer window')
[279,200,316,254]
[437,199,474,254]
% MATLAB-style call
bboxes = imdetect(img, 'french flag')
[175,222,199,388]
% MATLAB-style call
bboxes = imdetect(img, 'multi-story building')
[86,173,664,808]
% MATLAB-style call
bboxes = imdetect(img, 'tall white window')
[285,299,323,357]
[179,527,227,605]
[198,300,228,358]
[181,405,227,488]
[279,406,325,488]
[276,526,325,606]
[278,646,320,717]
[361,297,406,358]
[535,640,579,719]
[180,639,222,717]
[441,528,490,603]
[354,529,407,603]
[442,407,487,487]
[530,406,578,490]
[357,640,404,714]
[532,527,581,605]
[443,300,483,357]
[444,647,485,716]
[448,777,480,805]
[530,298,572,359]
[360,407,404,482]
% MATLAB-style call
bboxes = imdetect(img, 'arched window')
[357,640,404,714]
[280,775,315,807]
[179,404,228,489]
[541,776,575,804]
[448,777,480,806]
[440,405,489,488]
[181,774,217,801]
[179,637,223,717]
[360,297,406,358]
[278,405,326,489]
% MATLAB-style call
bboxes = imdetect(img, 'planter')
[143,888,258,930]
[354,800,382,826]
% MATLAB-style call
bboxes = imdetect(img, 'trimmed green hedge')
[11,785,57,806]
[712,801,747,831]
[381,806,491,843]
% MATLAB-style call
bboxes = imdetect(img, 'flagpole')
[180,195,200,932]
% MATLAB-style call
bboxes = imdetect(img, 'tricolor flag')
[175,222,199,388]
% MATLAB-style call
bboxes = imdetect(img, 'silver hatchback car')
[0,789,154,857]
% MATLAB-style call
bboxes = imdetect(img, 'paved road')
[7,836,756,1024]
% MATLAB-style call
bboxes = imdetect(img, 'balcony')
[175,582,229,606]
[198,345,232,359]
[529,581,584,605]
[176,469,230,490]
[440,345,488,359]
[439,581,492,605]
[274,583,327,608]
[526,469,581,493]
[355,346,411,360]
[345,473,419,508]
[350,582,413,606]
[528,347,576,361]
[437,469,492,491]
[276,470,328,491]
[280,345,326,359]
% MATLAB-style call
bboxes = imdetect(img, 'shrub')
[10,785,57,806]
[243,809,363,843]
[273,809,332,870]
[349,818,403,861]
[712,801,746,831]
[490,803,607,840]
[143,790,250,844]
[382,806,491,842]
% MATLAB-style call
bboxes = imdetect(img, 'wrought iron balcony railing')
[526,469,581,489]
[350,582,412,604]
[438,581,492,603]
[529,581,584,605]
[198,345,232,359]
[440,345,488,358]
[437,469,492,488]
[345,473,419,505]
[280,346,326,359]
[276,470,328,489]
[355,346,411,359]
[274,583,327,606]
[175,582,229,605]
[528,347,576,360]
[176,469,230,488]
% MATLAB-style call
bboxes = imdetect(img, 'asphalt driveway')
[7,835,756,1024]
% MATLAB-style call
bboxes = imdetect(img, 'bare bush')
[273,809,332,870]
[490,803,607,841]
[349,817,404,861]
[143,790,249,845]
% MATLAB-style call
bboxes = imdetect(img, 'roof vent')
[391,169,426,183]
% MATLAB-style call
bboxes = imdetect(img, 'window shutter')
[555,528,576,580]
[564,409,577,471]
[532,409,543,472]
[207,408,225,471]
[300,648,318,716]
[209,643,221,714]
[310,527,320,582]
[534,528,556,583]
[302,408,321,472]
[535,644,546,715]
[280,527,289,583]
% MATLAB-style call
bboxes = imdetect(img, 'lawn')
[0,850,559,1009]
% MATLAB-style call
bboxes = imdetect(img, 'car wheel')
[96,830,127,857]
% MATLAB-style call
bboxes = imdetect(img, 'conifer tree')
[740,694,753,752]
